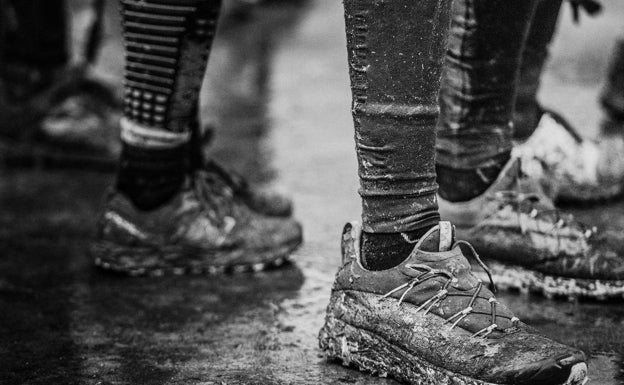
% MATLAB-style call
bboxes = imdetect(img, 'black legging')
[437,0,538,170]
[345,0,537,233]
[120,0,222,134]
[343,0,450,233]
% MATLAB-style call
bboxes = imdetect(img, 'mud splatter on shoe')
[319,221,588,385]
[91,170,302,276]
[439,157,624,300]
[514,111,624,202]
[0,66,120,171]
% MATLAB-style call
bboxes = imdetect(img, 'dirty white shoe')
[438,157,624,300]
[513,111,624,202]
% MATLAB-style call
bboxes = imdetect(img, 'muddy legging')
[343,0,449,233]
[436,0,538,171]
[344,0,537,233]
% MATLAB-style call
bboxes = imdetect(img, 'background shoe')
[319,221,588,385]
[514,111,624,202]
[91,170,302,276]
[439,157,624,300]
[0,65,121,171]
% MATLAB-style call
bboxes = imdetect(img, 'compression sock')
[115,0,222,208]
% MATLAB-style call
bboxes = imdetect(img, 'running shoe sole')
[91,239,300,277]
[474,260,624,301]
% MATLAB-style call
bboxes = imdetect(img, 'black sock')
[116,143,188,210]
[361,226,435,271]
[436,153,510,203]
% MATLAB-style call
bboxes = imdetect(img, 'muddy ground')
[1,1,623,384]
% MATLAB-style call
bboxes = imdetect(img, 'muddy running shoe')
[91,170,302,276]
[514,111,624,202]
[0,65,120,171]
[439,157,624,300]
[319,221,588,385]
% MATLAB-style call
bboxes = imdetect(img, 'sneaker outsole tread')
[474,261,624,301]
[91,241,298,276]
[319,292,588,385]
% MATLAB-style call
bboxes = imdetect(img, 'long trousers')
[345,0,536,233]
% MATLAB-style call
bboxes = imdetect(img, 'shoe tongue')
[418,221,454,252]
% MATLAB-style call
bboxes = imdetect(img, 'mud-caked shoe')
[319,221,588,385]
[439,157,624,300]
[0,66,120,171]
[91,170,302,276]
[514,111,624,202]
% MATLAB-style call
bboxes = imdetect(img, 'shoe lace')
[381,241,518,338]
[489,190,597,240]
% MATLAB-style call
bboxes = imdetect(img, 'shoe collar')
[344,221,459,270]
[342,220,482,292]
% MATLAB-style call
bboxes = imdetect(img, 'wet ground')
[2,1,624,384]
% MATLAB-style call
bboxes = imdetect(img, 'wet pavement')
[1,1,624,384]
